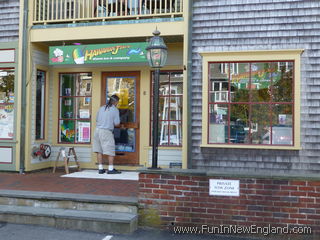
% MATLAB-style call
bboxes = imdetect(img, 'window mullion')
[227,62,231,144]
[248,63,252,144]
[168,72,171,146]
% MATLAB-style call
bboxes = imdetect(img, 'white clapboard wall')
[148,149,182,167]
[30,50,92,164]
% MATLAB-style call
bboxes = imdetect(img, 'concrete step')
[0,190,138,234]
[0,190,138,214]
[0,204,137,234]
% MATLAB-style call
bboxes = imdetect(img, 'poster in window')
[0,104,14,139]
[78,122,90,143]
[86,82,91,93]
[8,93,14,103]
[83,97,91,106]
[79,109,90,119]
[60,120,75,143]
[279,114,286,125]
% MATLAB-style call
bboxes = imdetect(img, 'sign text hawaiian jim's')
[49,42,148,65]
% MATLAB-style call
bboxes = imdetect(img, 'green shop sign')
[49,42,148,65]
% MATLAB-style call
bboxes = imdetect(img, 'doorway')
[101,72,140,165]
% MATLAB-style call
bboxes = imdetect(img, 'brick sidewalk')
[0,170,138,197]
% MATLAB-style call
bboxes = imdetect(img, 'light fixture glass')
[146,29,168,68]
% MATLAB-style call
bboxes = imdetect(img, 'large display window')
[150,70,183,146]
[58,73,92,144]
[0,69,15,140]
[208,61,294,146]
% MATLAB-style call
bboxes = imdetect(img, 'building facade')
[20,0,190,172]
[0,0,23,171]
[191,0,320,175]
[138,2,320,235]
[3,0,319,176]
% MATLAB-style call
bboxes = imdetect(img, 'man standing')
[93,94,122,174]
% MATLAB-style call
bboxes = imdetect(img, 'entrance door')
[101,72,140,165]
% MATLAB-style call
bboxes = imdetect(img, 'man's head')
[110,94,120,106]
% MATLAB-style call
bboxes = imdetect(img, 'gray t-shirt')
[96,105,120,131]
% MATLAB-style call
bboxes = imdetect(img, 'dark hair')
[105,94,119,110]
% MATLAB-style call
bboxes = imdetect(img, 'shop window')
[0,69,15,140]
[150,70,183,146]
[208,61,294,145]
[36,70,46,140]
[201,50,302,149]
[58,73,92,144]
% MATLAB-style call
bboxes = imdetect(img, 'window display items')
[64,99,72,106]
[59,73,92,143]
[79,109,90,119]
[0,69,15,139]
[83,97,91,106]
[0,105,14,139]
[60,121,75,143]
[64,111,73,118]
[78,122,90,142]
[65,88,71,96]
[279,114,286,125]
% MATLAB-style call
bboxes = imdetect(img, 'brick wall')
[138,170,320,238]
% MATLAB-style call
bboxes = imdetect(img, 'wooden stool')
[53,147,81,174]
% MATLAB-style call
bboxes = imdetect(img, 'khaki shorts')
[93,128,115,156]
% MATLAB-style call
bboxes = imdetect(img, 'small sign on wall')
[209,179,240,196]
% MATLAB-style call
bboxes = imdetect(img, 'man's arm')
[96,108,100,123]
[114,108,121,127]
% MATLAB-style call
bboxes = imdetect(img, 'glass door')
[101,72,140,165]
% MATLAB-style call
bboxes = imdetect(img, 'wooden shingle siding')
[0,0,20,42]
[191,0,320,174]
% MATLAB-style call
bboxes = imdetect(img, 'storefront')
[27,40,185,171]
[0,44,19,171]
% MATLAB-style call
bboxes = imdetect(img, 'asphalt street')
[0,223,258,240]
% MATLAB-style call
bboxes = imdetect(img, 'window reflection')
[208,61,294,146]
[107,77,135,123]
[106,77,136,152]
[151,70,183,146]
[114,128,135,152]
[36,70,46,140]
